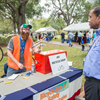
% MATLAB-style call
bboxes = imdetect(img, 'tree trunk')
[12,12,16,34]
[17,1,26,34]
[17,21,20,34]
[13,22,16,34]
[5,0,28,34]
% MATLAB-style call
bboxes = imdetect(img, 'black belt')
[85,76,100,81]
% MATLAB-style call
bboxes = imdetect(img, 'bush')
[32,38,37,42]
[0,36,38,46]
[0,36,11,46]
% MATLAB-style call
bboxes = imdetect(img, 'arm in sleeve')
[32,42,41,53]
[7,38,14,51]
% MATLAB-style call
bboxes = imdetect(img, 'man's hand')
[37,48,41,53]
[33,46,41,54]
[7,50,24,69]
[17,63,24,69]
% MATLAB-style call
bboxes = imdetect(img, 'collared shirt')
[93,32,96,40]
[20,35,26,54]
[83,28,100,79]
[78,32,83,37]
[61,32,65,39]
[68,32,73,39]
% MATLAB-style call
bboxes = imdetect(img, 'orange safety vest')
[8,35,32,70]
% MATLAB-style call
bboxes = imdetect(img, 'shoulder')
[29,37,33,41]
[12,35,19,39]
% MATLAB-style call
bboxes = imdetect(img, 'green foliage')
[26,0,43,19]
[51,17,66,30]
[0,0,43,33]
[44,0,93,25]
[92,0,100,7]
[0,18,13,33]
[28,17,66,33]
[0,36,12,46]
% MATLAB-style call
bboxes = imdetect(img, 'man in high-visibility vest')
[7,24,41,76]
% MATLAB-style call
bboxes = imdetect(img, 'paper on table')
[8,74,19,80]
[68,61,73,66]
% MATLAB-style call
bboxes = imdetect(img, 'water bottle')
[31,64,36,73]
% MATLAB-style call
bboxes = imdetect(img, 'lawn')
[52,34,68,42]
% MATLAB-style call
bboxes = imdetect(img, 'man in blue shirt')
[61,30,65,43]
[68,31,73,46]
[78,31,83,45]
[83,5,100,100]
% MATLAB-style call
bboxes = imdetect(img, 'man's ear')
[20,29,22,33]
[97,14,100,23]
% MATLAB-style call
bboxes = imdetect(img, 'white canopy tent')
[63,22,90,31]
[63,22,93,38]
[35,27,57,33]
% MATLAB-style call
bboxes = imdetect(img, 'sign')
[33,79,69,100]
[49,53,69,75]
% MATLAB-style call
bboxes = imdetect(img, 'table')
[0,67,83,100]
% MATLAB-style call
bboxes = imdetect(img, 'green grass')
[52,34,68,42]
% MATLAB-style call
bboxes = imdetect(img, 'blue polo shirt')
[83,28,100,79]
[68,32,73,39]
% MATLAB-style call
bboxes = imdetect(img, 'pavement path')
[43,40,90,50]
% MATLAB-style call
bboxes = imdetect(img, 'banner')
[33,79,69,100]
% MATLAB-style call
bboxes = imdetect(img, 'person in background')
[30,32,33,38]
[61,30,65,43]
[34,32,37,39]
[92,31,96,40]
[68,31,73,47]
[78,31,83,45]
[87,31,91,44]
[39,33,41,40]
[75,32,78,42]
[7,24,41,76]
[83,31,87,43]
[47,32,51,42]
[83,5,100,100]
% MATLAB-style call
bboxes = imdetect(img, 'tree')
[29,16,66,34]
[0,0,43,34]
[92,0,100,7]
[45,0,92,26]
[0,0,17,34]
[0,18,13,34]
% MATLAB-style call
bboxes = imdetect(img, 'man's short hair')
[93,5,100,17]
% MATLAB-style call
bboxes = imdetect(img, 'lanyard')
[20,36,26,54]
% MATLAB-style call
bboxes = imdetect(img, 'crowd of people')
[60,30,96,46]
[74,31,94,45]
[33,32,54,42]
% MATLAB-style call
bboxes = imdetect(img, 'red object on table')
[34,50,67,74]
